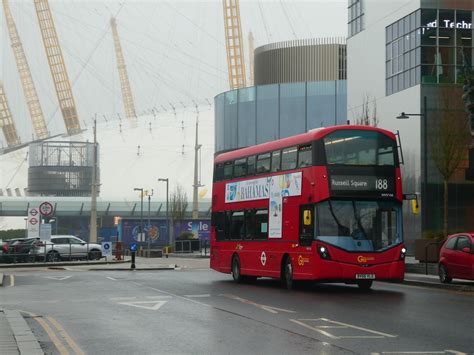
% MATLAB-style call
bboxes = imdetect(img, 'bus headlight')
[400,247,407,259]
[317,245,330,260]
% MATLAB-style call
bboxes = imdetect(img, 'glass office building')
[214,80,347,153]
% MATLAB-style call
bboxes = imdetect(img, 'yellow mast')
[0,82,21,147]
[34,0,81,135]
[110,17,137,122]
[3,0,48,139]
[222,0,247,89]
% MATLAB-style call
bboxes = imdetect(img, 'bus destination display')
[330,174,395,198]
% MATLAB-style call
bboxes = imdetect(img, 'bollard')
[131,251,136,269]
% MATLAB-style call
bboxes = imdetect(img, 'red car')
[438,233,474,283]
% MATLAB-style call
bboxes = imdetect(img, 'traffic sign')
[102,242,112,257]
[130,243,138,252]
[30,209,38,217]
[39,201,54,217]
[30,217,38,225]
[27,208,40,237]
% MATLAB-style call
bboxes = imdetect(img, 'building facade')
[347,0,474,251]
[215,38,348,154]
[254,38,347,85]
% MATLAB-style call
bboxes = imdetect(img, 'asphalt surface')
[0,263,472,355]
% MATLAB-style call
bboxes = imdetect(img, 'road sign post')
[39,201,54,218]
[27,208,40,237]
[102,242,112,261]
[130,243,137,269]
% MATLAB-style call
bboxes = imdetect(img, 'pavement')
[0,310,43,355]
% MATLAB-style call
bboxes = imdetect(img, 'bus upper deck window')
[256,153,271,174]
[298,144,312,168]
[271,151,281,172]
[234,158,247,178]
[214,163,224,182]
[223,161,233,180]
[247,156,256,175]
[281,147,297,170]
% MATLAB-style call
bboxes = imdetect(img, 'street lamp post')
[134,188,144,244]
[158,178,170,246]
[397,95,428,232]
[147,189,154,253]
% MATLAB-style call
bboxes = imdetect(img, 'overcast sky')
[1,0,347,142]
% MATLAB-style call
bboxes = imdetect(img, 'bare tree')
[356,94,378,127]
[170,183,188,226]
[429,88,471,236]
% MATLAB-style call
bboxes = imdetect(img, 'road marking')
[222,294,296,314]
[184,294,211,298]
[9,274,15,287]
[144,295,172,299]
[34,316,69,355]
[106,276,117,281]
[290,319,339,339]
[291,318,397,340]
[110,296,137,301]
[47,316,85,355]
[45,276,72,281]
[118,300,167,311]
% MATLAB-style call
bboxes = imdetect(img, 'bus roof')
[215,125,397,164]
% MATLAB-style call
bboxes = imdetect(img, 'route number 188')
[375,179,388,190]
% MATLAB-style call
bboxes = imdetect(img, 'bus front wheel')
[232,255,243,283]
[281,256,293,290]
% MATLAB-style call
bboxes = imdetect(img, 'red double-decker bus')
[210,125,407,290]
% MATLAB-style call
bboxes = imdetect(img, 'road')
[0,264,472,355]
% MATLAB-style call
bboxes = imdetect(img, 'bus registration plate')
[356,274,375,279]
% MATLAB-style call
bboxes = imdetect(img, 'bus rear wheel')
[281,256,293,290]
[357,280,373,290]
[232,255,243,283]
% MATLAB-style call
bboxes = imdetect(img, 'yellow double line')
[21,311,84,355]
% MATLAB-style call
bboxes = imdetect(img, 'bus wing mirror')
[303,210,312,225]
[403,194,420,215]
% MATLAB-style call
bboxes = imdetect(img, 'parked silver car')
[31,235,103,262]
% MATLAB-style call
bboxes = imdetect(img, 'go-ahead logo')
[357,255,375,263]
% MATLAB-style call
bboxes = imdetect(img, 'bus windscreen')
[316,200,402,252]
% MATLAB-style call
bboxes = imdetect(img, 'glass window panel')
[398,55,404,72]
[336,80,347,124]
[421,27,437,45]
[438,28,455,46]
[410,31,416,50]
[398,37,404,55]
[456,10,473,47]
[410,68,416,87]
[386,79,392,95]
[224,90,238,150]
[298,145,312,168]
[256,153,271,174]
[392,57,398,73]
[386,61,391,77]
[438,47,455,65]
[247,156,256,175]
[415,9,421,28]
[439,9,454,28]
[439,65,455,83]
[421,65,437,83]
[398,74,404,91]
[279,83,306,139]
[404,70,410,89]
[271,151,281,172]
[416,28,421,46]
[256,84,279,144]
[215,94,225,152]
[398,19,404,38]
[392,21,398,39]
[386,44,392,59]
[404,34,410,53]
[415,66,421,85]
[386,26,392,43]
[404,16,410,35]
[404,53,410,70]
[421,9,437,28]
[238,87,256,148]
[230,211,244,240]
[393,74,399,93]
[410,12,416,31]
[281,147,297,170]
[224,161,233,180]
[416,47,421,65]
[233,158,247,178]
[307,81,337,129]
[410,49,416,67]
[421,46,437,64]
